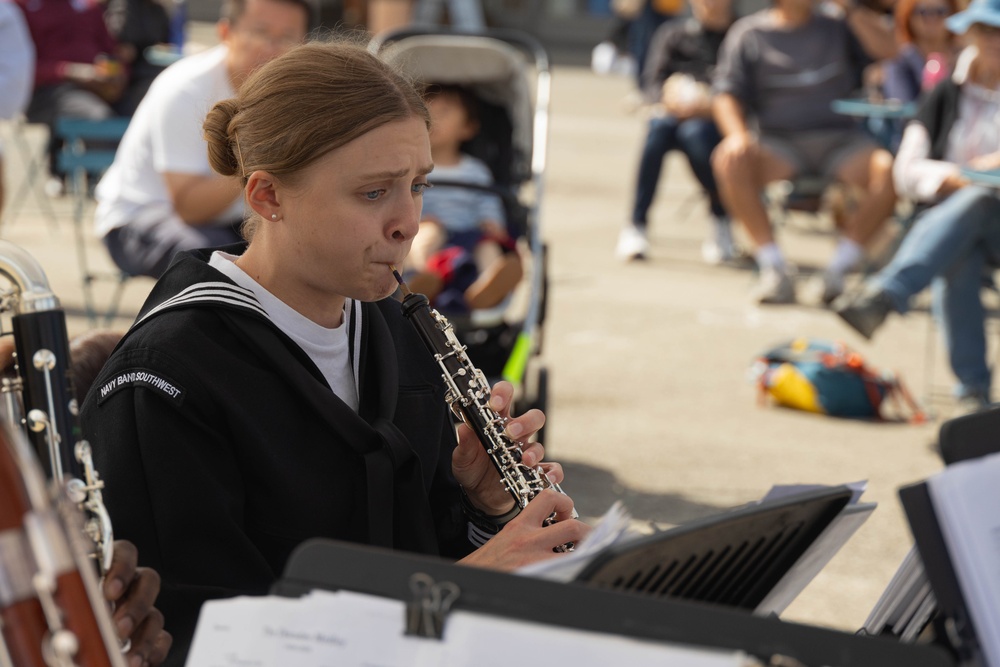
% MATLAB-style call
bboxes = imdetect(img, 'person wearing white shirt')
[94,0,311,278]
[0,1,34,214]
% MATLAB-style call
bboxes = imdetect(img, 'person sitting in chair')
[710,0,899,305]
[406,83,524,313]
[834,0,1000,415]
[615,0,737,265]
[93,0,310,279]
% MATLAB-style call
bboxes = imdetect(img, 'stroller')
[372,28,552,419]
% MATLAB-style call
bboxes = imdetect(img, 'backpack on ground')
[751,338,925,422]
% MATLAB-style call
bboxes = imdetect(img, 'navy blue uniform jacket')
[81,246,472,664]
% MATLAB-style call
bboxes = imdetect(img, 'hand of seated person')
[457,489,591,570]
[63,55,126,103]
[452,380,547,515]
[104,540,172,665]
[662,74,712,120]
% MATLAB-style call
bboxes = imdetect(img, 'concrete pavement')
[0,60,965,635]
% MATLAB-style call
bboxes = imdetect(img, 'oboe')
[391,268,574,548]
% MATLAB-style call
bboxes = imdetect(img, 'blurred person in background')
[616,0,736,264]
[14,0,126,189]
[711,0,898,305]
[834,0,1000,414]
[104,0,173,116]
[884,0,960,102]
[0,0,34,214]
[93,0,311,279]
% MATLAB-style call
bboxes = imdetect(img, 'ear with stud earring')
[271,213,278,220]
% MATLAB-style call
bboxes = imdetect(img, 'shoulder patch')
[97,368,185,406]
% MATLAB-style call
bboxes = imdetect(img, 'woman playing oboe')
[80,39,589,666]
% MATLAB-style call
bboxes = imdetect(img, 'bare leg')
[465,247,523,310]
[712,137,797,248]
[835,146,896,247]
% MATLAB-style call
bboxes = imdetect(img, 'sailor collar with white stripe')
[135,281,267,326]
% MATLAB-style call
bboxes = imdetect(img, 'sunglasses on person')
[913,6,950,18]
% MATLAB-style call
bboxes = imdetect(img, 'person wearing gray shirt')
[711,0,899,305]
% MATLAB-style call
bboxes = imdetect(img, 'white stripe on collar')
[136,281,267,327]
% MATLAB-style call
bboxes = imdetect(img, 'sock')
[712,216,733,246]
[827,238,863,276]
[755,242,785,271]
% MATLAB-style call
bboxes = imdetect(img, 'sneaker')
[701,217,737,265]
[752,267,796,304]
[954,392,991,417]
[44,176,64,198]
[831,286,894,339]
[616,224,650,262]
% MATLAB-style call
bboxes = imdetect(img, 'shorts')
[104,213,244,279]
[759,128,878,180]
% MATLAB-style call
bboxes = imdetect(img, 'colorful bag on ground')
[751,338,925,422]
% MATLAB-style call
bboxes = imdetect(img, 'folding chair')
[764,175,833,231]
[1,115,60,233]
[54,116,131,326]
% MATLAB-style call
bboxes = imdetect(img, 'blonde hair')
[203,39,430,240]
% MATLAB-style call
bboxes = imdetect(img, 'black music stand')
[937,404,1000,466]
[574,485,853,610]
[272,538,955,667]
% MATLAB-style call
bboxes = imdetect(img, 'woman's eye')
[364,189,386,201]
[412,182,433,194]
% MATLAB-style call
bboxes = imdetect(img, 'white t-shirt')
[94,45,245,237]
[209,251,361,412]
[0,2,34,120]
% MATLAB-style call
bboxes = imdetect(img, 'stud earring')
[271,213,278,220]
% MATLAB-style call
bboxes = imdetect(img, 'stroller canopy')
[379,35,536,185]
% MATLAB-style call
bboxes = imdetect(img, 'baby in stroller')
[406,83,524,314]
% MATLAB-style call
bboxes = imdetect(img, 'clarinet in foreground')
[0,241,113,576]
[0,240,125,665]
[391,267,575,551]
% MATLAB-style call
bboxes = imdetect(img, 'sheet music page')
[860,546,930,636]
[515,500,640,582]
[759,480,868,505]
[927,452,1000,667]
[185,588,751,667]
[186,590,444,667]
[755,502,876,617]
[443,609,749,666]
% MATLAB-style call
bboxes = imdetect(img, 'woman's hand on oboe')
[458,489,591,570]
[452,380,553,515]
[104,540,173,666]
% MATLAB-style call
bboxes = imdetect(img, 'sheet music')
[185,589,750,667]
[861,546,936,639]
[927,452,1000,667]
[755,501,876,617]
[515,500,640,582]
